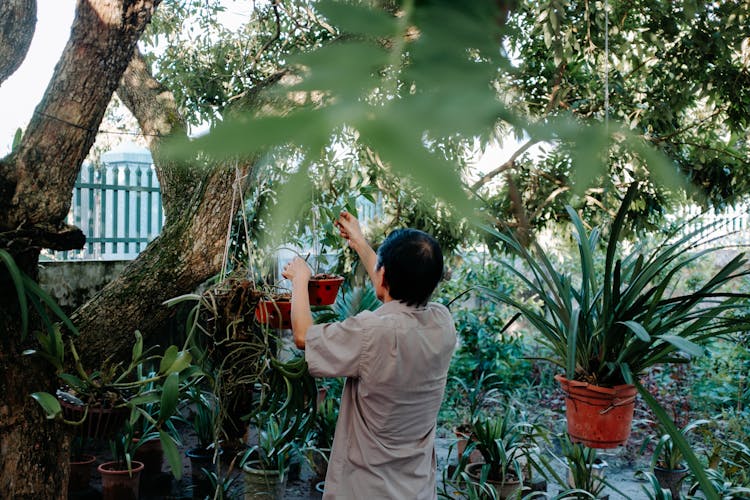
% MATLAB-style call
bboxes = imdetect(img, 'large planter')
[68,454,96,493]
[187,447,221,500]
[308,275,344,306]
[98,460,144,500]
[255,298,292,329]
[654,465,688,498]
[60,397,130,440]
[242,461,288,500]
[555,375,636,449]
[465,462,522,499]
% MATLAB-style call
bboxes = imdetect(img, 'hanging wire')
[604,0,610,131]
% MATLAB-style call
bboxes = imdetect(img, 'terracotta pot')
[555,374,636,449]
[60,399,129,440]
[453,427,482,463]
[465,462,522,499]
[133,438,163,476]
[255,298,292,329]
[68,454,96,493]
[308,275,344,306]
[654,465,688,498]
[242,461,288,500]
[98,460,144,500]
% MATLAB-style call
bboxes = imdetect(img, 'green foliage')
[556,437,608,499]
[648,419,711,471]
[240,411,297,473]
[484,183,750,386]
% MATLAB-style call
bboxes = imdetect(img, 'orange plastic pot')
[255,299,292,329]
[555,374,636,449]
[308,275,344,306]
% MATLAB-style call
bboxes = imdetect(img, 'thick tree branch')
[0,0,36,85]
[117,47,199,217]
[0,0,160,231]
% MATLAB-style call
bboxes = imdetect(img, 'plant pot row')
[69,456,145,500]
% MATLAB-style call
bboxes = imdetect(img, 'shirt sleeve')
[305,312,373,378]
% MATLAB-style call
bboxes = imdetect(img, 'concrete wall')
[39,260,129,313]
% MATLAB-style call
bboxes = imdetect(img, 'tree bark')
[0,0,36,85]
[0,1,159,497]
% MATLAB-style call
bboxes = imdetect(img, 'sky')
[0,1,75,155]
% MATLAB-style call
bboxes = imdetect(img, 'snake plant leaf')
[617,321,651,342]
[30,392,62,420]
[657,335,705,358]
[159,345,178,374]
[160,430,182,480]
[160,372,180,420]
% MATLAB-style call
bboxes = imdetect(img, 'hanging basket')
[59,396,130,441]
[308,275,345,306]
[255,297,292,329]
[555,374,636,449]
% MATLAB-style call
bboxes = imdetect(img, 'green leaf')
[617,320,651,342]
[316,0,396,38]
[132,330,143,362]
[160,430,182,480]
[30,392,62,419]
[21,274,78,336]
[59,373,86,392]
[163,350,192,375]
[160,372,180,420]
[159,345,178,374]
[658,335,705,357]
[0,249,29,339]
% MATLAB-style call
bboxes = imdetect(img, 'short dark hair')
[376,228,444,306]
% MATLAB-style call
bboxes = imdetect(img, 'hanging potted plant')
[308,273,345,306]
[255,290,292,329]
[484,182,750,450]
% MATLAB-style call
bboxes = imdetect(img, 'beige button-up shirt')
[306,300,456,499]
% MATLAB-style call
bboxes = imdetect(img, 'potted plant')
[255,291,292,329]
[68,436,96,494]
[485,182,750,451]
[448,371,501,463]
[98,419,145,500]
[646,419,710,498]
[308,273,345,306]
[184,387,222,499]
[240,412,297,500]
[555,436,611,500]
[304,382,340,484]
[462,407,546,499]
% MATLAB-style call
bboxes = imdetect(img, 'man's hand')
[335,210,365,250]
[282,257,312,283]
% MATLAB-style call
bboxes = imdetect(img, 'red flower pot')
[308,275,344,306]
[255,298,292,329]
[69,454,96,492]
[98,460,144,500]
[555,374,636,449]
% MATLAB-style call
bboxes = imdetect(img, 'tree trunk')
[0,0,36,85]
[0,1,159,497]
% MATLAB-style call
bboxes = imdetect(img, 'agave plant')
[484,182,750,388]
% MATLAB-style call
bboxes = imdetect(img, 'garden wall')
[39,260,128,314]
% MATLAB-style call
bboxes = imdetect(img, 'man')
[282,211,456,499]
